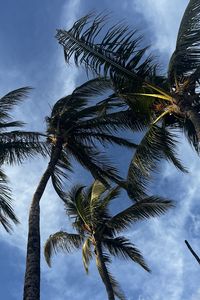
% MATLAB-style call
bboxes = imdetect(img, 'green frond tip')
[82,238,93,273]
[91,180,106,203]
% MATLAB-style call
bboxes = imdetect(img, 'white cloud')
[134,0,188,55]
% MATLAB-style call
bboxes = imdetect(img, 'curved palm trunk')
[23,140,63,300]
[95,241,115,300]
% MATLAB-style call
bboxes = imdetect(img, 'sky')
[1,0,200,299]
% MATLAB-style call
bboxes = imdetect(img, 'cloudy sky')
[1,0,200,299]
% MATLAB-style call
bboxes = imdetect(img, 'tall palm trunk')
[95,241,115,300]
[23,140,63,300]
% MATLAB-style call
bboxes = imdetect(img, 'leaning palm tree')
[56,0,200,152]
[44,180,173,300]
[23,78,152,300]
[0,87,46,232]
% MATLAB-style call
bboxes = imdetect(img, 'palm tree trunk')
[185,240,200,265]
[95,241,115,300]
[23,140,63,300]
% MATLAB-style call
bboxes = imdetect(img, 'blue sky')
[1,0,200,299]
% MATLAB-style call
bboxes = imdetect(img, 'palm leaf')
[0,121,25,129]
[0,87,32,120]
[82,237,93,273]
[56,13,155,92]
[77,131,138,149]
[0,170,19,232]
[102,236,150,272]
[127,125,187,200]
[168,0,200,85]
[44,231,84,267]
[100,186,121,210]
[107,196,174,233]
[68,142,122,186]
[76,109,148,133]
[64,185,85,218]
[0,131,47,165]
[51,152,73,200]
[91,180,106,203]
[50,78,113,122]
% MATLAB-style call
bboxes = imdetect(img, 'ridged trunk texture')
[95,241,115,300]
[23,141,62,300]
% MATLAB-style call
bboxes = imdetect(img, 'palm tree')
[23,78,150,300]
[56,1,200,152]
[0,87,46,232]
[44,180,173,300]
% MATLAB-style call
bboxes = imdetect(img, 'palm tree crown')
[44,180,173,300]
[45,78,141,192]
[56,1,200,152]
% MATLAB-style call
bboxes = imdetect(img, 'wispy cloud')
[134,0,188,55]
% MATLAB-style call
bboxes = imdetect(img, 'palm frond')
[64,185,85,218]
[82,237,93,273]
[50,78,113,122]
[76,109,147,133]
[107,196,174,233]
[168,0,200,85]
[51,153,73,200]
[91,180,106,203]
[127,125,187,201]
[100,186,121,210]
[78,131,138,149]
[44,231,84,267]
[0,131,47,165]
[0,121,25,129]
[56,13,155,92]
[68,142,122,186]
[177,117,199,152]
[0,170,19,232]
[0,87,31,119]
[102,236,150,272]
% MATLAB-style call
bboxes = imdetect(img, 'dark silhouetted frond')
[56,13,155,92]
[0,87,32,120]
[102,236,150,272]
[0,170,19,232]
[44,231,84,267]
[107,196,174,233]
[127,125,187,200]
[82,237,93,273]
[168,0,200,86]
[0,131,47,165]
